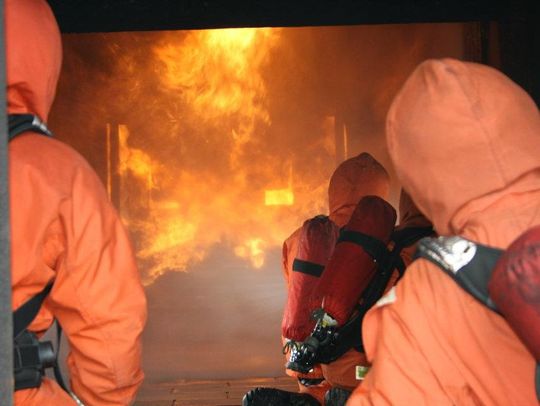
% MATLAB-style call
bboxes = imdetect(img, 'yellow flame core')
[265,189,294,206]
[155,28,278,167]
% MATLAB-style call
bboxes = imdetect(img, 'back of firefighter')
[8,0,147,404]
[347,59,539,405]
[282,153,391,405]
[309,189,432,405]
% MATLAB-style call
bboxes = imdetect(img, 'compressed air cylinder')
[315,196,396,326]
[281,215,339,341]
[489,225,540,361]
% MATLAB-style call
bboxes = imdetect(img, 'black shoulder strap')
[337,230,389,264]
[415,236,501,312]
[8,114,52,141]
[391,226,434,251]
[390,226,435,276]
[12,282,70,394]
[13,281,54,339]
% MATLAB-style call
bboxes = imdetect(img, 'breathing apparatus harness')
[8,114,69,393]
[416,236,540,401]
[286,226,434,374]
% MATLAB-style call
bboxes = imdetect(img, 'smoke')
[49,23,465,383]
[142,245,286,381]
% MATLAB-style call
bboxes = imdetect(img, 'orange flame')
[155,28,278,168]
[118,125,157,191]
[234,238,266,269]
[116,28,334,285]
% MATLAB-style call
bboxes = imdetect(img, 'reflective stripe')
[356,365,370,380]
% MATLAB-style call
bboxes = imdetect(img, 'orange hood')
[386,59,540,236]
[328,152,390,227]
[398,189,431,229]
[6,0,61,121]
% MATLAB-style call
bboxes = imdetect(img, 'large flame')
[155,28,278,168]
[118,125,157,192]
[114,28,334,285]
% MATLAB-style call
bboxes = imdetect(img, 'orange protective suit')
[281,153,390,401]
[8,1,147,405]
[348,59,540,405]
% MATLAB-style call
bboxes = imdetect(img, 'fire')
[265,161,294,206]
[154,28,278,167]
[113,28,334,285]
[234,238,266,269]
[264,189,294,206]
[118,125,157,191]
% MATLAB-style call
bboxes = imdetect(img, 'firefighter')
[243,153,391,406]
[300,189,433,406]
[347,59,539,405]
[8,0,147,405]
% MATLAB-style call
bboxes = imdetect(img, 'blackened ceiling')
[47,0,536,33]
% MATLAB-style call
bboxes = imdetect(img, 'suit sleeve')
[49,162,147,406]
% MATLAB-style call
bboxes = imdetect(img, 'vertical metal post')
[0,0,14,404]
